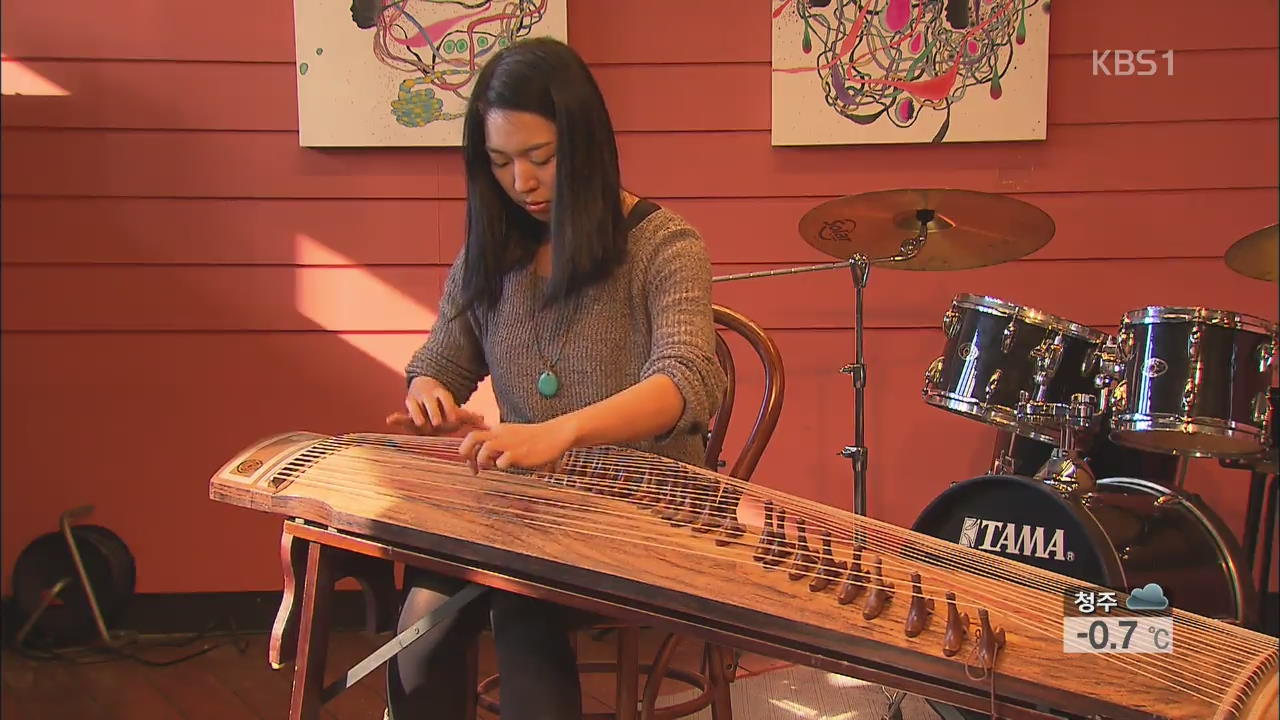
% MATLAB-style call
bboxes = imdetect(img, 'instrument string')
[327,435,1276,659]
[555,443,1276,648]
[310,448,1270,681]
[341,434,1274,655]
[287,447,1268,696]
[287,463,1244,705]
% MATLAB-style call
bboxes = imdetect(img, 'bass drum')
[911,474,1256,719]
[912,474,1254,623]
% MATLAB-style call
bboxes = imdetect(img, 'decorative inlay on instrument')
[210,432,1279,720]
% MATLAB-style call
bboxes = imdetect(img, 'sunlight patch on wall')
[1,57,70,96]
[293,232,501,425]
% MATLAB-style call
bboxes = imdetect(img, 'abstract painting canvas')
[293,0,567,147]
[771,0,1051,146]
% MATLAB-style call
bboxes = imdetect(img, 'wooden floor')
[1,629,791,720]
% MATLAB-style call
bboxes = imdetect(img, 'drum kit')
[713,190,1279,635]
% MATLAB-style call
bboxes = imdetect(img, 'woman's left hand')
[458,418,578,473]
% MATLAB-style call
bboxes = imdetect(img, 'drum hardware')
[913,470,1264,719]
[1225,222,1279,283]
[1105,306,1279,459]
[714,221,928,516]
[913,473,1257,626]
[923,294,1106,445]
[1223,386,1279,625]
[991,432,1019,475]
[880,687,909,720]
[718,188,1056,515]
[1018,391,1100,494]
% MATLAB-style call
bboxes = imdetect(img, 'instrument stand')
[322,583,488,703]
[840,255,871,517]
[1238,470,1278,632]
[1224,386,1278,631]
[712,216,932,516]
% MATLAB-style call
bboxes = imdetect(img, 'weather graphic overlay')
[1063,583,1174,654]
[771,0,1051,145]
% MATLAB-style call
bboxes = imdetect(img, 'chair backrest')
[704,304,785,483]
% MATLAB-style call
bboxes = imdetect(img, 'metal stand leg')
[841,255,871,517]
[1243,472,1267,569]
[322,582,488,702]
[1257,474,1278,604]
[711,214,935,517]
[882,688,907,720]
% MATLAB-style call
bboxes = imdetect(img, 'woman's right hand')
[387,376,489,435]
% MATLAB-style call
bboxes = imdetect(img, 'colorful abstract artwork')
[293,0,567,147]
[771,0,1051,146]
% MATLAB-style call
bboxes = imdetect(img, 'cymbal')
[1225,223,1278,282]
[798,188,1056,271]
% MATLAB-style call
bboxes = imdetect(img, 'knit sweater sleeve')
[404,253,489,406]
[638,221,728,444]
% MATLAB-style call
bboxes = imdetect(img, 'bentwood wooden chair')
[475,303,786,720]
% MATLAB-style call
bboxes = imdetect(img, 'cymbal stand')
[842,255,871,517]
[712,211,934,515]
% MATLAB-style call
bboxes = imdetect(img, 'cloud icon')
[1126,583,1169,611]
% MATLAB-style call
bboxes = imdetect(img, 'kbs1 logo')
[1092,50,1175,76]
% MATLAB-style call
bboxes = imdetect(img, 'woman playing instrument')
[384,37,728,719]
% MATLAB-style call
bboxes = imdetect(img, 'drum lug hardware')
[943,308,961,338]
[1254,392,1271,424]
[923,357,944,389]
[1094,337,1126,390]
[1186,323,1202,362]
[1081,344,1098,375]
[1117,323,1134,361]
[1259,340,1276,373]
[1110,380,1128,412]
[1031,336,1064,385]
[1182,377,1198,415]
[1182,326,1202,415]
[984,369,1003,401]
[1001,322,1017,353]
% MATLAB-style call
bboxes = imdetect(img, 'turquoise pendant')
[537,370,561,398]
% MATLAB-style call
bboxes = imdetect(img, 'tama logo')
[959,517,1073,561]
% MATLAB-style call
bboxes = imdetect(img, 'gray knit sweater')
[405,205,727,468]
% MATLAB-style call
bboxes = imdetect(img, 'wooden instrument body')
[210,432,1279,720]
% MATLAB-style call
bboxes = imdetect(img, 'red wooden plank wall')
[2,0,1277,595]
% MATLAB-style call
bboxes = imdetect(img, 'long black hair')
[456,37,627,313]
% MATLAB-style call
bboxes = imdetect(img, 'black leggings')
[385,567,583,719]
